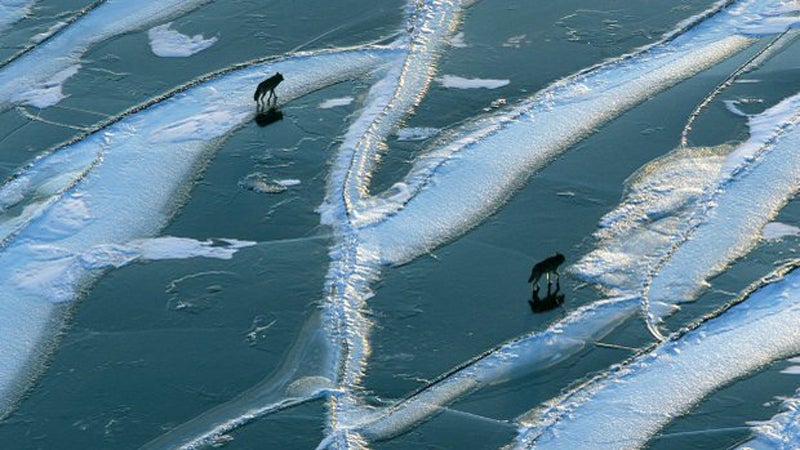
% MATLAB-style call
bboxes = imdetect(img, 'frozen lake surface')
[0,0,798,449]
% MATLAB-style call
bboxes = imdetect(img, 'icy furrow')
[513,265,800,450]
[739,386,800,450]
[323,0,464,228]
[339,8,800,440]
[0,0,212,109]
[0,46,399,421]
[316,1,469,448]
[359,0,800,266]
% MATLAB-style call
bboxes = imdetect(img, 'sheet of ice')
[0,0,33,31]
[353,295,657,441]
[436,74,510,89]
[360,0,796,265]
[780,366,800,375]
[147,22,217,57]
[0,0,213,109]
[318,96,355,109]
[512,266,800,449]
[645,93,800,307]
[0,46,399,420]
[763,222,800,241]
[396,126,439,141]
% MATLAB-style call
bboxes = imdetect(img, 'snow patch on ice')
[12,237,255,303]
[318,97,354,109]
[11,65,80,109]
[148,22,217,57]
[437,75,509,89]
[780,366,800,375]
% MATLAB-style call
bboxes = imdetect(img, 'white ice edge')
[513,267,800,450]
[0,46,400,420]
[357,0,800,266]
[338,100,800,441]
[0,0,213,109]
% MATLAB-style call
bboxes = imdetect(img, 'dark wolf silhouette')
[529,280,565,313]
[528,252,565,288]
[254,72,284,111]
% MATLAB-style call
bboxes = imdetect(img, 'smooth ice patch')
[436,75,510,89]
[318,97,354,109]
[147,22,218,57]
[396,127,439,141]
[780,366,800,375]
[275,179,301,187]
[763,222,800,241]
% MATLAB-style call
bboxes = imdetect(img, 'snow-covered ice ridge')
[0,45,400,420]
[359,0,798,266]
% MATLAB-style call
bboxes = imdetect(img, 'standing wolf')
[254,72,284,111]
[528,252,565,289]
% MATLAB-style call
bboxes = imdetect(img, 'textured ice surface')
[513,267,800,449]
[147,22,217,57]
[573,92,800,308]
[0,0,32,31]
[360,16,759,265]
[0,0,213,109]
[0,46,398,419]
[742,387,800,449]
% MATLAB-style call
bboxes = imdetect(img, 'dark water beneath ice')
[0,0,799,448]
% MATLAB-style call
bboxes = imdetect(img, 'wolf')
[254,72,284,111]
[528,252,565,288]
